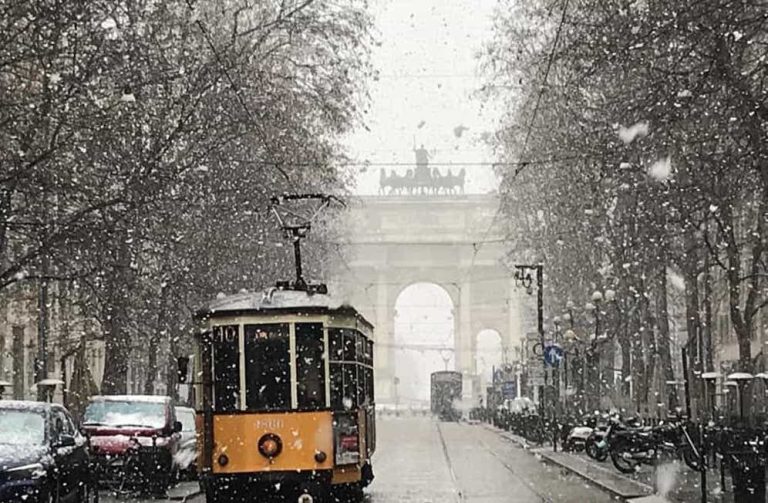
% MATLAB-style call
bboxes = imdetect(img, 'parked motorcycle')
[586,414,637,462]
[564,414,598,453]
[610,421,702,474]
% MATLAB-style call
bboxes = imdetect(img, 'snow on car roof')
[89,395,170,404]
[0,400,52,412]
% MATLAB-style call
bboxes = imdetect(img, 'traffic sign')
[501,381,517,399]
[544,344,564,368]
[528,366,545,386]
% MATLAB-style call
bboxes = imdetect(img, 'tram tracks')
[436,421,465,503]
[476,435,556,503]
[437,420,556,503]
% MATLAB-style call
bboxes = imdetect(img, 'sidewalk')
[484,423,734,502]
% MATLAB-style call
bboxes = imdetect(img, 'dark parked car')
[83,395,181,495]
[0,400,96,503]
[173,406,197,479]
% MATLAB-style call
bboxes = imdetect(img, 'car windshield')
[0,410,45,445]
[176,409,195,432]
[84,401,165,429]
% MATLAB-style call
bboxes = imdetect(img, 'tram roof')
[197,287,373,328]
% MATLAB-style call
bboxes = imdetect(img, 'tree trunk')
[0,187,11,269]
[144,292,167,395]
[656,268,677,408]
[620,332,631,397]
[629,305,645,413]
[101,301,129,394]
[100,237,132,395]
[167,330,179,403]
[702,252,714,372]
[143,336,158,395]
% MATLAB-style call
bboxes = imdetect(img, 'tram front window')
[212,325,241,412]
[244,324,290,411]
[296,323,326,409]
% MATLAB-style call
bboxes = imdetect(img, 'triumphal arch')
[329,171,525,404]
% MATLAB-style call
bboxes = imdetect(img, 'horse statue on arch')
[377,166,466,195]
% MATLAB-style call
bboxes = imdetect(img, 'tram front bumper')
[203,469,333,493]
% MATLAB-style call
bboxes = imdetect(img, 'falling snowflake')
[648,156,672,181]
[667,269,686,291]
[617,121,649,144]
[101,18,117,30]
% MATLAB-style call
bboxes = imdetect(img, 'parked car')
[0,400,96,502]
[173,406,197,479]
[83,395,181,495]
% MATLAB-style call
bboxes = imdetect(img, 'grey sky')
[346,0,501,195]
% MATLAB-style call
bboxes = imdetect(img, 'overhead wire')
[454,0,573,290]
[329,276,511,287]
[230,155,589,169]
[513,0,571,180]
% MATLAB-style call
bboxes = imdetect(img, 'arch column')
[507,277,523,357]
[456,281,475,377]
[374,274,394,403]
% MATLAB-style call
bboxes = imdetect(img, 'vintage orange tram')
[193,286,376,502]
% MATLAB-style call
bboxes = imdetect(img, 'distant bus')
[430,371,462,421]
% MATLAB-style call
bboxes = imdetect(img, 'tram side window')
[330,329,343,361]
[343,364,357,408]
[330,363,343,410]
[296,323,326,409]
[365,367,374,403]
[212,325,240,412]
[244,324,290,411]
[342,330,356,361]
[365,340,374,367]
[329,328,368,410]
[355,333,364,363]
[357,364,366,405]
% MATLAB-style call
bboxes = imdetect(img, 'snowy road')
[100,417,614,502]
[367,417,615,503]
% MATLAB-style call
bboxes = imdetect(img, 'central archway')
[393,283,455,406]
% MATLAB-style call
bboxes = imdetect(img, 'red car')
[83,395,181,495]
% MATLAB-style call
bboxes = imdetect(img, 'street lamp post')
[514,264,559,449]
[514,264,544,409]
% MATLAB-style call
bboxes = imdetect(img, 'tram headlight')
[217,454,229,466]
[258,433,283,459]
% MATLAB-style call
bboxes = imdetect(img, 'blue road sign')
[544,344,564,368]
[501,381,517,399]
